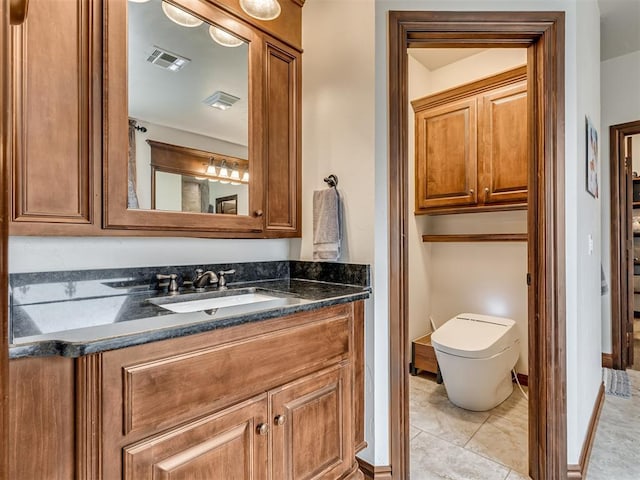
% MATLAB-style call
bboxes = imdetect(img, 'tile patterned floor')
[410,373,529,480]
[587,369,640,480]
[411,369,640,480]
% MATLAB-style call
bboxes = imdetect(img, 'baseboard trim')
[602,353,613,369]
[356,457,392,480]
[567,382,605,479]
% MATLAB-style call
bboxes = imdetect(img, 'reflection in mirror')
[127,0,249,214]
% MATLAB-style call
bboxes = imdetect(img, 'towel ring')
[323,174,338,188]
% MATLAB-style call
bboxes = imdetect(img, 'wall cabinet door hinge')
[526,273,532,286]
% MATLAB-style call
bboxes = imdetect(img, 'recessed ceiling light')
[209,25,244,48]
[203,91,240,110]
[162,1,204,27]
[239,0,281,21]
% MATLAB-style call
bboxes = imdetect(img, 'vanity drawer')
[120,311,351,436]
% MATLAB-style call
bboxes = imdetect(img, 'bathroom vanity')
[9,262,369,480]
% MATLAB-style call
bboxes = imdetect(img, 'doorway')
[388,11,566,480]
[609,120,640,371]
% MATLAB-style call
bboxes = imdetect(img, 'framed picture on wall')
[586,116,599,198]
[215,194,238,215]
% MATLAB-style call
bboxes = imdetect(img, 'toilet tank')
[430,313,519,359]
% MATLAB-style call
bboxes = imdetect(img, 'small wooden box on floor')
[410,333,439,375]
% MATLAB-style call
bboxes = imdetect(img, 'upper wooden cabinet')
[412,66,528,215]
[9,0,102,235]
[9,0,303,238]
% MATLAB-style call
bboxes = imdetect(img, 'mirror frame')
[104,0,265,235]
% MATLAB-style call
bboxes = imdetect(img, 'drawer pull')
[274,414,286,426]
[256,423,269,435]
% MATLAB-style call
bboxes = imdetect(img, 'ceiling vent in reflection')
[203,91,240,110]
[146,47,191,72]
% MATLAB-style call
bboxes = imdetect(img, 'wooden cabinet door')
[123,395,268,480]
[478,81,528,205]
[10,0,101,234]
[264,41,301,236]
[415,98,478,212]
[270,364,352,480]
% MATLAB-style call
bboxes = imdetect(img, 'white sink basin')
[152,292,280,313]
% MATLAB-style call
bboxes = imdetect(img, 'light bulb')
[230,168,241,181]
[219,165,229,178]
[242,171,249,182]
[206,164,217,176]
[209,26,244,48]
[162,2,203,27]
[239,0,281,21]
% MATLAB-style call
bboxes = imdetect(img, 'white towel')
[313,188,341,261]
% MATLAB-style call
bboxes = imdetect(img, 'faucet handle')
[156,273,179,294]
[218,269,236,288]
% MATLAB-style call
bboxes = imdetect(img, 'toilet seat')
[431,313,518,359]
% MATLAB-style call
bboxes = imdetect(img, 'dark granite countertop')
[9,261,370,359]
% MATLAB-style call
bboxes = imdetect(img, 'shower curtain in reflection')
[127,119,140,209]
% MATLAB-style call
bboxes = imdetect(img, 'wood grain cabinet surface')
[9,302,365,480]
[9,0,303,238]
[412,66,528,215]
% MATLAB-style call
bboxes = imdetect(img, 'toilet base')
[447,374,514,411]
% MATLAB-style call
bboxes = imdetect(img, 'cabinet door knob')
[469,189,475,195]
[274,414,286,426]
[254,210,264,217]
[256,423,269,435]
[485,187,490,194]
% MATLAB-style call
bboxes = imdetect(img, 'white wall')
[407,49,529,373]
[567,0,601,462]
[155,171,182,211]
[298,0,379,464]
[9,237,289,273]
[600,49,640,353]
[407,55,433,346]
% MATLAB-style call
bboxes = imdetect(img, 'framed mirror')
[104,0,264,234]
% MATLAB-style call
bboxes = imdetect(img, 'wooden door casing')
[270,364,353,480]
[479,81,528,205]
[414,97,478,211]
[123,395,268,480]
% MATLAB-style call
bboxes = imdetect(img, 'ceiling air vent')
[146,46,190,72]
[203,91,240,110]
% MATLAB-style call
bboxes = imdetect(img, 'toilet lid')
[430,313,518,359]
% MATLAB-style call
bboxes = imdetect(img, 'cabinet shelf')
[422,233,527,243]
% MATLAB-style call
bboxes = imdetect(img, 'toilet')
[430,313,520,411]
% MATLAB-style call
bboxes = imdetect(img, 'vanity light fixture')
[230,164,241,181]
[218,161,231,183]
[239,0,281,21]
[209,25,244,48]
[203,91,240,111]
[162,1,204,28]
[242,170,249,182]
[205,158,217,176]
[230,165,241,185]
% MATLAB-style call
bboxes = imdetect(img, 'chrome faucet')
[193,269,218,291]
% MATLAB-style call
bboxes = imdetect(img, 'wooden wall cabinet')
[9,302,365,480]
[412,66,528,215]
[9,0,303,238]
